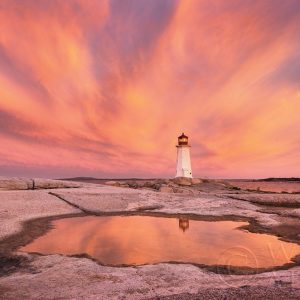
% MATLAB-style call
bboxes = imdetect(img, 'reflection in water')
[178,218,189,232]
[20,216,300,268]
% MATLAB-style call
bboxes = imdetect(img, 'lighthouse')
[175,133,193,178]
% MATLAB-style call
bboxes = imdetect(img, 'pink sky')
[0,0,300,179]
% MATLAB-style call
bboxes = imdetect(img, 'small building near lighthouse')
[175,133,193,178]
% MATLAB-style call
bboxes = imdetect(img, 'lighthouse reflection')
[21,215,300,268]
[178,218,189,232]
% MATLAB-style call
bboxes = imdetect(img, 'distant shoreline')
[60,177,300,182]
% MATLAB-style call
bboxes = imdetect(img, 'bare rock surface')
[191,178,203,185]
[1,178,300,299]
[172,177,192,186]
[159,186,174,193]
[52,185,144,212]
[260,207,300,218]
[104,180,120,186]
[53,187,280,228]
[0,177,81,191]
[229,181,300,193]
[34,178,81,189]
[228,193,300,207]
[0,255,299,300]
[155,285,300,300]
[0,177,33,190]
[0,190,80,241]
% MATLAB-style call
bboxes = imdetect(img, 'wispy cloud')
[0,0,299,178]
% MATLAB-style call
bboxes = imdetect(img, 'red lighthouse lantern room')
[178,133,189,146]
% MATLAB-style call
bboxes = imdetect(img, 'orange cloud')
[0,0,299,178]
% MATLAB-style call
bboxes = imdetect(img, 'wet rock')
[159,186,173,193]
[0,255,30,276]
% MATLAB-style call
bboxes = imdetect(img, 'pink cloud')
[0,0,299,178]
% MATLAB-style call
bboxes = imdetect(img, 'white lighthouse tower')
[175,133,193,178]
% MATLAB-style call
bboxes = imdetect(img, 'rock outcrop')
[2,177,300,299]
[159,186,173,193]
[104,181,120,187]
[172,177,192,186]
[34,179,80,189]
[0,177,33,190]
[191,178,203,185]
[0,177,80,190]
[104,178,206,193]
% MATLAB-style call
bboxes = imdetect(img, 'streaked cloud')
[0,0,299,178]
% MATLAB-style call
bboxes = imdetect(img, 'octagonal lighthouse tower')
[175,133,193,178]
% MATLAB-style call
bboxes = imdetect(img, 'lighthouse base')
[175,146,193,178]
[175,172,193,179]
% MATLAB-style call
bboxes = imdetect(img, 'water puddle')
[20,215,300,268]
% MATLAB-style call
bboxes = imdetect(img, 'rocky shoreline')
[1,177,300,299]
